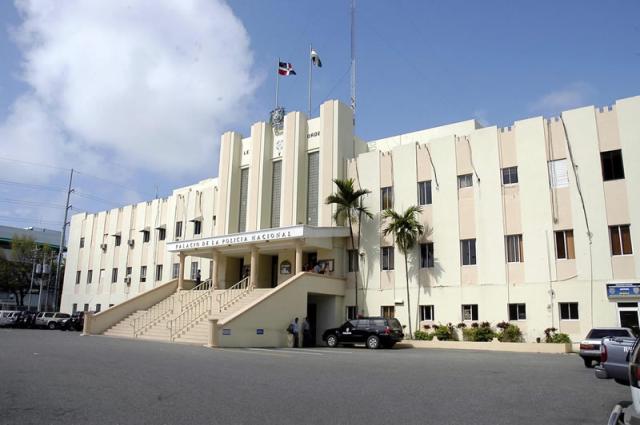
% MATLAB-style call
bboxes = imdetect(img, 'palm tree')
[326,178,372,312]
[382,206,424,339]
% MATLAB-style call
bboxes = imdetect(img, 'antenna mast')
[350,0,356,126]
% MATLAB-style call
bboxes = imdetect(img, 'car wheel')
[326,335,338,348]
[47,322,57,330]
[366,335,380,349]
[583,358,594,368]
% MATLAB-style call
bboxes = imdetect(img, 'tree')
[382,206,424,339]
[0,236,37,306]
[326,178,372,312]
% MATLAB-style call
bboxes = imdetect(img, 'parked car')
[608,339,640,424]
[579,327,634,368]
[60,311,85,331]
[35,312,71,330]
[596,336,637,385]
[322,317,404,349]
[15,311,37,328]
[0,311,21,327]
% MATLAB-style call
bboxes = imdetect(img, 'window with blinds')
[238,167,249,232]
[271,161,282,228]
[548,159,569,188]
[306,151,319,225]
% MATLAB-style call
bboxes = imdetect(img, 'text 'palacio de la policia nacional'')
[61,95,640,347]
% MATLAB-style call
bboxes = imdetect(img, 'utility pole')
[54,168,74,311]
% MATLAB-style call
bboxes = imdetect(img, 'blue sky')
[0,0,638,230]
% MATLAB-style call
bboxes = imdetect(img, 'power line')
[0,156,70,172]
[0,216,63,226]
[0,179,66,192]
[0,198,67,209]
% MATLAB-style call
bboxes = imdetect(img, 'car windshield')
[388,319,402,330]
[588,329,631,339]
[56,313,71,318]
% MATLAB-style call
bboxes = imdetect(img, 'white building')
[62,95,640,346]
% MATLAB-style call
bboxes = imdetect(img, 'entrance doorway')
[618,302,639,333]
[270,256,278,288]
[306,302,317,347]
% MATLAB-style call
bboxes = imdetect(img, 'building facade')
[61,96,640,343]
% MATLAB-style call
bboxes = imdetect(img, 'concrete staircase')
[103,311,145,338]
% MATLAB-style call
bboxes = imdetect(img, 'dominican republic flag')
[278,62,296,76]
[311,49,322,67]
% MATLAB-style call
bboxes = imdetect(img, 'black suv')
[61,311,85,331]
[322,317,404,349]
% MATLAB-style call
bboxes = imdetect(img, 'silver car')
[579,327,634,368]
[35,312,71,330]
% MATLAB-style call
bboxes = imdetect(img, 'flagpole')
[275,57,280,108]
[308,44,312,118]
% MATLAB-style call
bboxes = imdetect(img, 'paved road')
[0,329,626,425]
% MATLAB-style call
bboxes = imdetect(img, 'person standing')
[195,269,202,287]
[290,317,300,347]
[302,317,311,347]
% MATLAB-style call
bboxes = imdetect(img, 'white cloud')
[529,82,596,115]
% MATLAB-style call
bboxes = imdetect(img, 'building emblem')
[270,107,285,134]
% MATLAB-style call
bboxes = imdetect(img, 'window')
[420,243,434,268]
[158,228,166,241]
[175,221,183,238]
[95,304,101,313]
[555,230,575,259]
[114,235,121,246]
[238,167,250,232]
[458,174,473,189]
[548,159,569,188]
[306,152,319,225]
[87,270,93,284]
[111,268,118,283]
[155,264,163,281]
[75,271,81,285]
[462,304,478,321]
[460,239,477,265]
[508,303,526,320]
[143,230,150,243]
[140,266,147,283]
[346,306,357,320]
[172,263,180,279]
[348,249,359,272]
[505,234,524,263]
[83,304,89,312]
[271,160,282,228]
[72,303,77,314]
[559,302,579,320]
[502,167,518,185]
[126,266,132,278]
[417,181,432,205]
[380,187,393,210]
[381,246,394,271]
[420,305,434,321]
[193,220,202,235]
[79,237,85,248]
[190,262,198,280]
[601,149,625,181]
[381,306,395,319]
[610,225,632,255]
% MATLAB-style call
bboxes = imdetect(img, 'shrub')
[498,324,524,342]
[456,322,467,329]
[462,325,496,342]
[462,328,476,341]
[471,322,479,328]
[550,333,571,344]
[434,324,457,341]
[414,330,432,340]
[422,324,432,330]
[496,321,509,330]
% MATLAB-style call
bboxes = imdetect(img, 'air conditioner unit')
[127,239,135,247]
[124,276,131,285]
[100,243,107,251]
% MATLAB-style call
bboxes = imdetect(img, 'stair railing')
[180,278,212,306]
[131,295,175,337]
[216,277,251,313]
[166,289,211,341]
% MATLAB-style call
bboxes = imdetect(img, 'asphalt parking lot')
[0,328,627,425]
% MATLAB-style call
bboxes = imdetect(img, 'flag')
[278,61,296,76]
[310,49,322,67]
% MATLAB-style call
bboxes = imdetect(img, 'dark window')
[417,181,432,205]
[87,270,93,284]
[126,266,132,278]
[555,230,575,259]
[238,168,249,231]
[306,152,319,225]
[75,271,81,285]
[458,174,473,189]
[95,304,101,313]
[140,266,147,282]
[158,228,166,241]
[194,220,202,235]
[610,225,632,255]
[172,263,180,279]
[346,306,357,320]
[111,268,118,283]
[271,160,282,228]
[588,329,632,339]
[143,230,150,243]
[420,305,434,321]
[156,264,163,281]
[502,167,518,185]
[79,237,85,248]
[460,239,476,265]
[72,303,77,314]
[505,235,524,263]
[381,187,393,210]
[83,304,89,312]
[508,303,526,320]
[175,221,183,238]
[420,243,434,268]
[462,304,478,321]
[381,306,395,319]
[114,235,121,246]
[560,302,579,320]
[601,149,624,181]
[348,249,359,272]
[381,246,394,270]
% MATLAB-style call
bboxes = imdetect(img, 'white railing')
[167,290,210,341]
[180,278,212,306]
[216,277,251,313]
[131,295,175,337]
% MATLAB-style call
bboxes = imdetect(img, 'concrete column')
[211,250,220,290]
[178,252,185,291]
[82,312,93,336]
[250,246,258,288]
[295,242,303,274]
[207,318,219,348]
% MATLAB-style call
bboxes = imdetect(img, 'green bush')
[434,324,457,341]
[550,333,571,344]
[462,325,496,342]
[414,330,433,340]
[498,324,524,342]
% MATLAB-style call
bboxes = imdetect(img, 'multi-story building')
[62,95,640,346]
